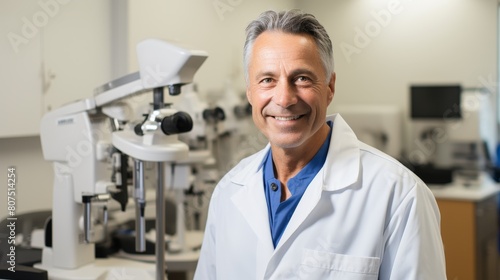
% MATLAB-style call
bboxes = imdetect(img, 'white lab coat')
[194,114,446,280]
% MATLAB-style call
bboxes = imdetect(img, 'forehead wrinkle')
[252,57,286,80]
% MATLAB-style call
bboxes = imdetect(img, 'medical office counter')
[429,174,500,280]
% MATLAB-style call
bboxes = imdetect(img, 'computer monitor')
[410,85,462,119]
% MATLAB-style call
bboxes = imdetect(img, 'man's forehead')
[253,32,317,58]
[250,32,321,72]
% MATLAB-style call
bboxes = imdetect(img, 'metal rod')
[175,189,186,252]
[153,87,164,110]
[102,206,109,244]
[156,162,166,280]
[134,159,146,252]
[83,201,91,243]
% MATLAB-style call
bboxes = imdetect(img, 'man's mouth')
[273,115,302,121]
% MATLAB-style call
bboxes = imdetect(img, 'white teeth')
[274,115,300,121]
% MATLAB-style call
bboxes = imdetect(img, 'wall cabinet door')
[0,1,43,137]
[0,0,115,138]
[41,0,114,112]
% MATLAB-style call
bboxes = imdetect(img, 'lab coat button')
[271,183,278,191]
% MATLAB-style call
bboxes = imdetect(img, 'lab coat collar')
[231,144,270,185]
[322,113,361,191]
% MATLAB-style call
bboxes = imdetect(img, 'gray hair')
[243,9,334,83]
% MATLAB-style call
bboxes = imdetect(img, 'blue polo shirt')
[263,121,332,248]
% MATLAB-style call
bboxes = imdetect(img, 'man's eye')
[296,76,310,82]
[260,78,273,84]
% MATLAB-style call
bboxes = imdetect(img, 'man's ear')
[246,87,252,105]
[327,72,336,104]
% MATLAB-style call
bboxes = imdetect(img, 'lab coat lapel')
[274,173,323,250]
[230,169,271,243]
[230,148,274,270]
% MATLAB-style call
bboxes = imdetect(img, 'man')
[194,9,446,279]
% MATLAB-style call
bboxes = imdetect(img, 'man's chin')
[270,137,305,150]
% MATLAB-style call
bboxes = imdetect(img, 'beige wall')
[307,0,497,106]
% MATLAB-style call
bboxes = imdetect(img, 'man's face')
[246,31,335,150]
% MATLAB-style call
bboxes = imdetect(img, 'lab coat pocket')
[297,249,380,280]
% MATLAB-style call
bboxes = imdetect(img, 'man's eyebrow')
[254,71,276,80]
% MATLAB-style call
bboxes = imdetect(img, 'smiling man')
[194,10,446,280]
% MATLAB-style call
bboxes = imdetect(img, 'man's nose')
[272,81,298,108]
